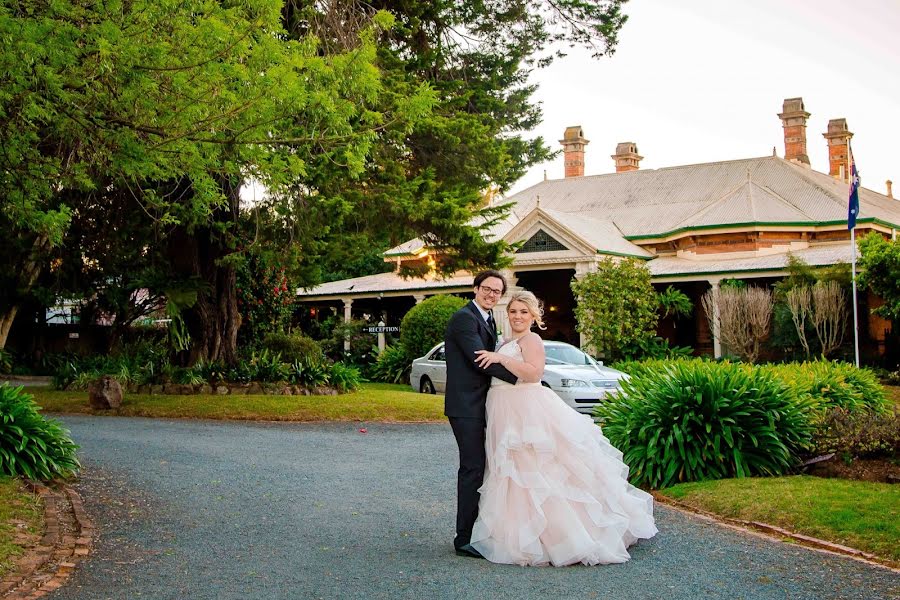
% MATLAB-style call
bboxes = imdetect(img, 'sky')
[507,0,900,197]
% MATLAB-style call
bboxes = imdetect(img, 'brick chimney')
[611,142,643,172]
[778,98,811,166]
[887,180,894,199]
[560,126,589,178]
[823,118,853,182]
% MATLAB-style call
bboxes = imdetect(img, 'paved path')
[47,417,898,600]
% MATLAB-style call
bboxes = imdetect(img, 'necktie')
[487,311,496,335]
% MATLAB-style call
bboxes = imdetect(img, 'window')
[517,230,568,253]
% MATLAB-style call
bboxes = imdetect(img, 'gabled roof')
[537,208,653,258]
[504,155,900,238]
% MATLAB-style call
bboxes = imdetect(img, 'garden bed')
[120,382,340,396]
[804,456,900,484]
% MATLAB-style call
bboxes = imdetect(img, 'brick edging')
[651,491,900,573]
[0,482,94,599]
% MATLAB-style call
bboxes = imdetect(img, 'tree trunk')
[0,235,50,351]
[0,305,18,350]
[166,179,243,366]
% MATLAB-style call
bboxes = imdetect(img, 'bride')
[469,290,657,566]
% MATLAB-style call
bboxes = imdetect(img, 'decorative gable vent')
[517,229,568,253]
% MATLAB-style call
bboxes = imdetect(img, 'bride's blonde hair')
[506,290,547,330]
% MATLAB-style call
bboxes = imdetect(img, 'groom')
[444,269,517,558]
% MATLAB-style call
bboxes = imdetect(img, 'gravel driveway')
[47,416,898,600]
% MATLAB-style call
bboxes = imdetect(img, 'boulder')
[215,385,230,395]
[88,376,123,409]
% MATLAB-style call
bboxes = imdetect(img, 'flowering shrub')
[236,254,295,345]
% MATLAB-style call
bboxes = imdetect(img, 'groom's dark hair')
[473,269,507,294]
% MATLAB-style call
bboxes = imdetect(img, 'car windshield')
[544,344,595,366]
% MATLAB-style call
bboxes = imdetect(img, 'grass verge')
[26,383,446,422]
[659,475,900,563]
[0,477,42,577]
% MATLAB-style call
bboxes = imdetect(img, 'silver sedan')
[409,340,628,414]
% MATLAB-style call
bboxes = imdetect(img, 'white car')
[409,340,628,414]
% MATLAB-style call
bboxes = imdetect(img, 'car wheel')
[420,377,436,394]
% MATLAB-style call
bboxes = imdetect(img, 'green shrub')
[171,367,205,386]
[50,340,168,389]
[811,407,900,459]
[261,332,325,365]
[0,385,80,480]
[761,361,889,415]
[596,360,814,489]
[619,336,693,361]
[329,362,362,393]
[195,361,228,384]
[610,357,697,379]
[288,358,331,388]
[319,320,380,366]
[400,295,467,360]
[369,345,412,384]
[0,349,12,374]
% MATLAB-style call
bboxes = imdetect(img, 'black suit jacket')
[443,301,517,419]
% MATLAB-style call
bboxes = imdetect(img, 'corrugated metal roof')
[540,208,653,257]
[298,270,473,298]
[648,243,853,277]
[504,156,900,237]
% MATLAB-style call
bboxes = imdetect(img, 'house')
[297,98,900,360]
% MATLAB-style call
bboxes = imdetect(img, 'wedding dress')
[470,339,658,566]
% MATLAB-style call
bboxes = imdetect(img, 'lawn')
[26,383,446,422]
[659,475,900,563]
[0,477,42,577]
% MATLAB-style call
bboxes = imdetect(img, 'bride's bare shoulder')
[517,332,544,351]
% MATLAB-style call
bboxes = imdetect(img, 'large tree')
[858,232,900,323]
[1,0,629,362]
[1,0,430,359]
[279,0,629,281]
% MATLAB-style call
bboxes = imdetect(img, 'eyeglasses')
[478,285,503,296]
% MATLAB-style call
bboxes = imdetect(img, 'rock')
[88,376,123,409]
[150,385,164,395]
[215,385,230,395]
[199,384,213,395]
[138,385,152,395]
[160,383,193,395]
[278,386,293,396]
[247,383,263,395]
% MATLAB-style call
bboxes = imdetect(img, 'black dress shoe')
[455,543,485,559]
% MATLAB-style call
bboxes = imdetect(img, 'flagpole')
[848,144,861,368]
[851,226,860,368]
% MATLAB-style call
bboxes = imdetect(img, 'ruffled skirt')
[470,383,657,566]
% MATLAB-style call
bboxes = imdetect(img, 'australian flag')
[848,157,860,230]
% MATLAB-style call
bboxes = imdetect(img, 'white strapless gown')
[470,340,657,566]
